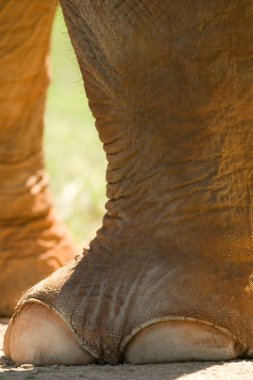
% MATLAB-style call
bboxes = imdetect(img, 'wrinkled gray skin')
[4,0,253,365]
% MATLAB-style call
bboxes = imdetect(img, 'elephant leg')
[4,0,253,364]
[0,1,76,317]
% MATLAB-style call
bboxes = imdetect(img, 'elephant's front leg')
[4,0,253,365]
[0,0,76,317]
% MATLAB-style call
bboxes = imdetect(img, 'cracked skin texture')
[4,0,253,365]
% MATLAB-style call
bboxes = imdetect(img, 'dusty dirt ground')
[1,320,253,379]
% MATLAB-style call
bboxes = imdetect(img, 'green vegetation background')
[45,9,106,248]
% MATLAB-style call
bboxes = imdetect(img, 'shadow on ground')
[0,357,220,380]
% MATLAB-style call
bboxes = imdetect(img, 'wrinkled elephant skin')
[3,0,253,365]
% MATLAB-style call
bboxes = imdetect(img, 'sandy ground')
[1,320,253,379]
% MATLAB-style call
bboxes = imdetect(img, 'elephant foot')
[3,249,252,364]
[4,303,244,366]
[0,213,77,317]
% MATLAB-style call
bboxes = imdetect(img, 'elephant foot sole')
[4,301,246,365]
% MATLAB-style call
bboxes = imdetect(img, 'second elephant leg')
[0,1,76,317]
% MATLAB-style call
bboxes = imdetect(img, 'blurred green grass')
[45,8,106,247]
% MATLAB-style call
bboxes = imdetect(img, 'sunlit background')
[45,8,106,248]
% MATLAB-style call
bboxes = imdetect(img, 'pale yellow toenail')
[4,302,96,366]
[123,317,246,364]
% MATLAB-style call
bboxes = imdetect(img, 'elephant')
[2,0,253,366]
[0,1,77,317]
